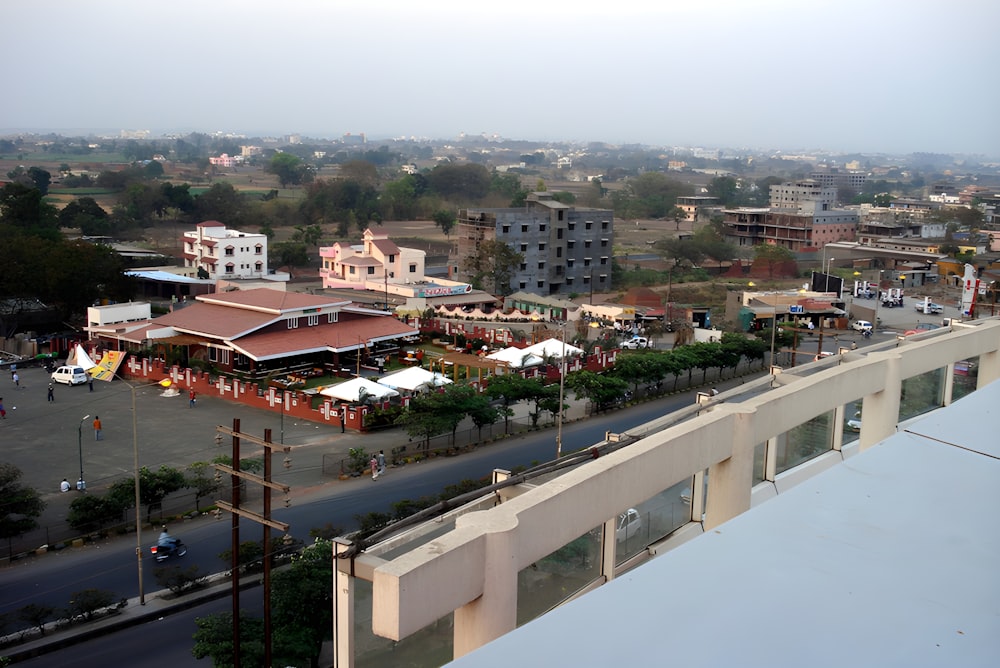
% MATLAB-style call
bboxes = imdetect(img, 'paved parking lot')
[0,364,361,530]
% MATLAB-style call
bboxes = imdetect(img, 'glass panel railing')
[900,367,945,422]
[952,356,979,402]
[753,442,766,484]
[615,478,693,566]
[775,410,834,474]
[842,399,863,446]
[355,578,454,668]
[516,527,603,627]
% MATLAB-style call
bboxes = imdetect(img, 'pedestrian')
[377,449,386,475]
[47,382,55,402]
[189,389,197,408]
[93,415,102,441]
[0,397,5,419]
[88,376,94,392]
[370,455,379,480]
[12,371,19,389]
[60,478,71,493]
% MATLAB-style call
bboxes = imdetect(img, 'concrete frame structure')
[452,192,614,297]
[182,221,269,280]
[331,318,1000,665]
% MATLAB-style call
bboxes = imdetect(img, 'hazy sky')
[5,0,999,155]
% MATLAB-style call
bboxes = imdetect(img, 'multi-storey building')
[181,221,268,280]
[720,180,859,251]
[452,192,614,296]
[807,168,867,197]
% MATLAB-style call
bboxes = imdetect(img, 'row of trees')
[385,333,769,454]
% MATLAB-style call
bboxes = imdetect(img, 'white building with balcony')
[181,221,269,281]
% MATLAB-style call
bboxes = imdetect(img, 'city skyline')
[5,0,999,157]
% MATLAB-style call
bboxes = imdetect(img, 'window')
[566,277,574,285]
[502,225,510,234]
[568,222,575,231]
[349,266,355,275]
[556,247,562,258]
[584,258,591,267]
[557,211,563,221]
[557,229,564,239]
[367,266,375,275]
[208,347,217,362]
[225,246,234,256]
[409,264,417,273]
[308,315,319,326]
[538,261,545,269]
[255,244,263,254]
[601,240,608,247]
[537,280,545,288]
[287,318,299,329]
[585,241,592,248]
[520,263,527,271]
[538,243,546,251]
[521,225,528,232]
[328,312,338,323]
[255,262,262,272]
[585,222,593,230]
[567,258,574,267]
[600,257,608,265]
[521,243,528,252]
[539,224,546,232]
[568,240,576,249]
[519,281,527,289]
[602,222,609,230]
[388,254,395,263]
[225,263,234,274]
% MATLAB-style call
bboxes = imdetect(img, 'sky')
[4,0,999,156]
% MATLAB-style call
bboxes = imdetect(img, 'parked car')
[621,337,649,350]
[51,365,88,385]
[851,320,873,333]
[846,417,862,432]
[914,302,944,314]
[904,323,941,336]
[616,508,642,543]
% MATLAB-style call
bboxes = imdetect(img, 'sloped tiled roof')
[197,288,349,313]
[149,302,276,339]
[231,316,417,361]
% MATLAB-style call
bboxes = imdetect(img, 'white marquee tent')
[319,377,399,403]
[485,346,545,369]
[522,337,584,361]
[377,367,453,392]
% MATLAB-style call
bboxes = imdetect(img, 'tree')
[291,223,323,248]
[271,539,335,666]
[192,610,265,667]
[707,176,739,206]
[266,153,311,188]
[66,494,123,532]
[564,370,629,414]
[461,239,523,295]
[338,160,378,187]
[0,462,45,539]
[66,588,118,622]
[194,182,248,225]
[58,196,109,231]
[425,163,491,199]
[432,209,456,238]
[483,374,543,434]
[27,167,52,196]
[186,462,220,513]
[753,243,795,278]
[0,182,60,240]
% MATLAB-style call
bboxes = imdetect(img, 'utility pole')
[215,419,291,668]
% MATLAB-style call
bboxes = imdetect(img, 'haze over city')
[4,0,999,156]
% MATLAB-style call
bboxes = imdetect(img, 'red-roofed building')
[91,288,418,377]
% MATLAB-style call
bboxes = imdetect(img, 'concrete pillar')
[977,349,999,389]
[764,436,778,481]
[704,411,755,530]
[333,540,354,668]
[453,530,518,659]
[859,354,901,451]
[831,404,845,451]
[943,363,955,406]
[601,516,617,582]
[690,470,706,522]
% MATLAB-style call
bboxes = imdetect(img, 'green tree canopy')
[266,152,313,188]
[0,462,45,539]
[461,239,523,295]
[426,163,491,200]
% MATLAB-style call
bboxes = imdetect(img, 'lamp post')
[825,257,835,293]
[126,376,173,605]
[556,321,567,459]
[77,414,90,491]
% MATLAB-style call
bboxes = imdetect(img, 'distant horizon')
[5,1,999,159]
[1,126,994,161]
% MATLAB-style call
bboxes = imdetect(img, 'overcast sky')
[5,0,998,156]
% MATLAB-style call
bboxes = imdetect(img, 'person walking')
[377,450,386,475]
[47,382,55,402]
[189,389,197,408]
[12,371,19,389]
[370,455,379,481]
[93,415,102,441]
[88,376,94,392]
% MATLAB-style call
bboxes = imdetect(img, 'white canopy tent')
[67,344,97,371]
[522,337,584,361]
[378,367,453,392]
[319,377,399,403]
[485,346,545,369]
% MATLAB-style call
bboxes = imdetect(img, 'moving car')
[51,365,88,385]
[850,320,873,333]
[621,337,649,350]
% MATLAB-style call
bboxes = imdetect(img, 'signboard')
[417,285,472,298]
[788,305,804,314]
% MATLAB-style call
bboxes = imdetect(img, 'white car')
[914,302,944,314]
[621,337,649,350]
[846,418,862,432]
[51,365,88,385]
[616,508,642,543]
[851,320,873,333]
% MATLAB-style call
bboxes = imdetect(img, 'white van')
[52,365,88,385]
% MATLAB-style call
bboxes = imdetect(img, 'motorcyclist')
[157,525,177,550]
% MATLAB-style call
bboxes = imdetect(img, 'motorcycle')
[150,537,188,562]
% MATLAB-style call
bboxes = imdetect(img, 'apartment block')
[181,221,269,280]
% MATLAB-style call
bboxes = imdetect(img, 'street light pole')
[78,414,90,491]
[556,322,567,459]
